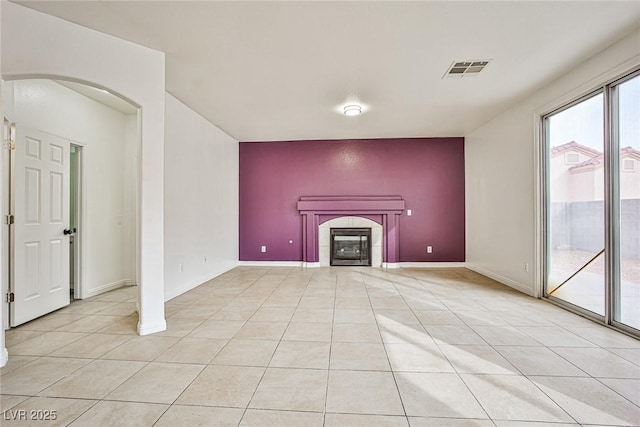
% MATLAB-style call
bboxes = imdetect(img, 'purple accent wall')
[239,138,465,262]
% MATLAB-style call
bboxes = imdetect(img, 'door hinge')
[6,292,14,303]
[8,124,16,151]
[4,214,14,225]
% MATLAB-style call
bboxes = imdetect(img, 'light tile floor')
[2,267,640,426]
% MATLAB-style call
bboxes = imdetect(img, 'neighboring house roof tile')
[570,154,603,172]
[621,146,640,160]
[570,146,640,172]
[551,141,601,157]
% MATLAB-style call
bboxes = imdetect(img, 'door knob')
[63,229,74,235]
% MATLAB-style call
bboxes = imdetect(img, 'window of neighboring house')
[565,152,580,164]
[622,158,635,172]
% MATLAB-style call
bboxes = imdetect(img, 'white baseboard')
[466,263,536,297]
[400,262,467,268]
[165,262,238,302]
[0,347,8,368]
[238,261,304,267]
[237,261,465,269]
[137,319,167,336]
[80,279,134,299]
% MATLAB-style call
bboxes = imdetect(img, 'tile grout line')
[361,269,410,424]
[394,268,497,423]
[236,267,308,426]
[162,268,273,427]
[322,269,338,427]
[543,343,640,409]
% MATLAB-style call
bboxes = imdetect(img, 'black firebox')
[330,228,372,266]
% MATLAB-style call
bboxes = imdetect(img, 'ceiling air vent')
[443,60,491,78]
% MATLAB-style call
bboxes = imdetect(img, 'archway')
[2,77,140,327]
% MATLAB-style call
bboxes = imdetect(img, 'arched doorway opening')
[2,76,141,329]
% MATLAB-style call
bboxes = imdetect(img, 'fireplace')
[330,228,372,266]
[297,196,405,267]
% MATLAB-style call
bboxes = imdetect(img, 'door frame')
[535,62,640,338]
[70,143,85,300]
[2,119,12,330]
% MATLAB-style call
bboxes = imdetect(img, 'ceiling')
[15,1,640,142]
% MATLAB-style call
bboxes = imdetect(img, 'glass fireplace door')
[330,228,372,266]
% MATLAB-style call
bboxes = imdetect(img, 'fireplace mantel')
[296,196,405,267]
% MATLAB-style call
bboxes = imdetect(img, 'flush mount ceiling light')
[343,104,362,116]
[443,60,491,78]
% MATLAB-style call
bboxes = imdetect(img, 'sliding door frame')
[539,66,640,338]
[609,68,640,336]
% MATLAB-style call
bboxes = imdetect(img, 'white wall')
[2,2,166,336]
[164,93,238,300]
[621,166,640,199]
[465,28,640,296]
[2,79,136,299]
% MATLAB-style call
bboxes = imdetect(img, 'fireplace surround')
[319,217,382,267]
[297,196,405,268]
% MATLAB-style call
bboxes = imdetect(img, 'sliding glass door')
[544,68,640,336]
[546,93,605,317]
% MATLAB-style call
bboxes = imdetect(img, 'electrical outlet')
[261,245,267,253]
[427,245,433,254]
[524,262,529,272]
[407,209,412,216]
[203,256,207,264]
[179,263,183,272]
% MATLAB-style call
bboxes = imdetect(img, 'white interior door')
[11,125,70,326]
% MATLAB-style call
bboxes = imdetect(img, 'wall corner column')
[137,97,166,335]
